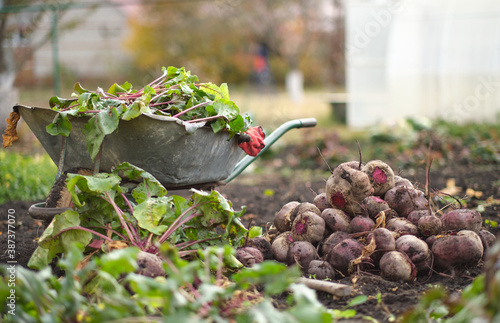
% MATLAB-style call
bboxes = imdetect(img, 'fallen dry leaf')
[466,188,483,199]
[440,178,462,196]
[375,210,387,229]
[2,111,20,148]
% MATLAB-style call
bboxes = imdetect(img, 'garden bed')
[1,158,498,321]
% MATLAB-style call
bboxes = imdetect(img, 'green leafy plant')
[47,66,252,160]
[0,151,56,204]
[1,242,371,322]
[28,162,247,269]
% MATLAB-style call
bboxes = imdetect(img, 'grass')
[0,150,57,204]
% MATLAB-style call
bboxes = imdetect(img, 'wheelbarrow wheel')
[46,168,93,208]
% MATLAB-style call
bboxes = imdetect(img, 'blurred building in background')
[346,0,500,127]
[24,1,132,84]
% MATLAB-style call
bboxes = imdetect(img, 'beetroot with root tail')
[308,260,335,280]
[441,208,482,233]
[384,186,428,218]
[236,247,264,267]
[291,211,325,244]
[286,241,318,272]
[320,208,351,234]
[431,230,483,270]
[274,201,300,233]
[379,251,416,282]
[362,160,395,196]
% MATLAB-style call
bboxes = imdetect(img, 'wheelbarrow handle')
[225,118,317,183]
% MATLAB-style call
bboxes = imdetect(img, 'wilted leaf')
[2,111,20,148]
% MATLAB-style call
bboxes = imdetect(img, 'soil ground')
[1,159,499,322]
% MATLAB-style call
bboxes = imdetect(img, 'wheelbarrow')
[15,105,316,221]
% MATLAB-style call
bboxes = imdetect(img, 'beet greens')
[28,162,247,269]
[46,66,252,160]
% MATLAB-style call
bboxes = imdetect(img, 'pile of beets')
[236,160,497,282]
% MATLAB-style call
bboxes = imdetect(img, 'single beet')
[386,217,419,236]
[271,231,294,262]
[308,260,335,280]
[286,241,318,272]
[274,201,300,233]
[371,227,396,252]
[325,162,374,216]
[362,196,390,219]
[418,215,443,237]
[325,238,363,275]
[350,215,375,233]
[432,230,483,270]
[379,251,416,282]
[362,160,395,196]
[136,251,166,278]
[236,247,264,267]
[313,193,331,212]
[395,235,429,264]
[441,208,482,233]
[384,186,428,218]
[320,208,351,234]
[321,231,351,257]
[291,211,325,244]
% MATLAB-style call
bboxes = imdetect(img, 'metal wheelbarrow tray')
[15,105,317,189]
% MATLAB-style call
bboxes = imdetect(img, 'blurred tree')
[125,1,252,84]
[125,0,339,87]
[0,0,84,89]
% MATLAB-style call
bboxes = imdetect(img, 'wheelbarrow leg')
[55,136,67,182]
